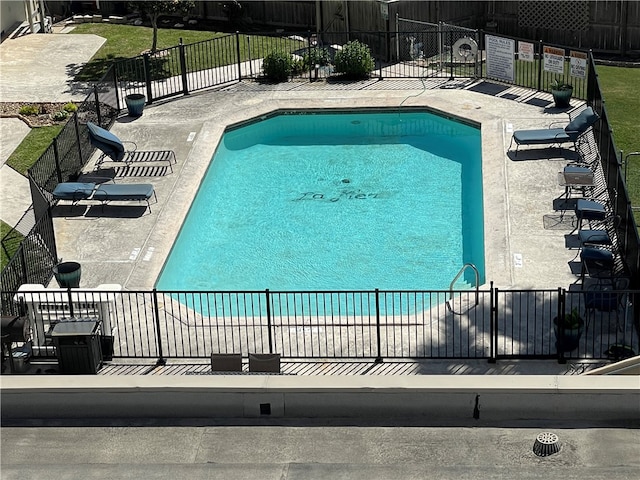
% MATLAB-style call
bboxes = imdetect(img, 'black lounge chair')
[87,122,176,172]
[508,107,599,155]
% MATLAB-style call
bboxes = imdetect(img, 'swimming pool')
[156,109,484,293]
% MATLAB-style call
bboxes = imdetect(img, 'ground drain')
[533,432,561,456]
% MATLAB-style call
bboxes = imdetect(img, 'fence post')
[152,289,166,365]
[537,40,543,92]
[19,246,28,287]
[143,53,153,104]
[67,287,75,318]
[307,31,313,82]
[235,32,242,81]
[265,289,273,354]
[448,28,455,80]
[113,65,121,113]
[52,137,63,183]
[179,38,189,95]
[557,287,566,364]
[489,282,497,363]
[73,113,83,168]
[374,289,383,363]
[93,84,102,126]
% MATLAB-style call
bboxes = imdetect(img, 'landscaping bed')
[0,102,75,127]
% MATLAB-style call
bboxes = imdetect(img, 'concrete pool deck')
[52,78,587,291]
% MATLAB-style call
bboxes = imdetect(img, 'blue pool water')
[156,110,484,293]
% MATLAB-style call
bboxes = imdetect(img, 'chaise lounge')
[53,181,157,211]
[86,122,176,172]
[508,106,599,156]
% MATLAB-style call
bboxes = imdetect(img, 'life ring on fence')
[452,37,478,62]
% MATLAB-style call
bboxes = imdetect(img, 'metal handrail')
[446,263,480,314]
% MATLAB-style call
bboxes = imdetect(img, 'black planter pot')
[100,335,114,361]
[551,86,573,108]
[52,261,82,288]
[553,316,583,352]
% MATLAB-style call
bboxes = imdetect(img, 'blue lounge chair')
[509,107,599,155]
[92,183,156,209]
[52,182,156,211]
[52,182,96,204]
[86,122,176,172]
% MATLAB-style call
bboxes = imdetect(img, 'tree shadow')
[71,54,174,84]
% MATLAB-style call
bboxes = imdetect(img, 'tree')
[129,1,195,53]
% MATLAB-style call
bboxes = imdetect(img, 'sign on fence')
[543,46,565,74]
[518,41,534,62]
[570,50,587,79]
[485,35,515,82]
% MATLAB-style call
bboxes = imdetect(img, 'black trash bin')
[51,321,102,374]
[125,93,146,117]
[53,261,82,288]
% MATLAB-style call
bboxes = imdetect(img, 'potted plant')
[550,78,573,108]
[125,93,146,117]
[553,307,584,352]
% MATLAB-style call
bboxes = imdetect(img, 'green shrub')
[63,102,78,113]
[19,105,39,116]
[334,40,374,79]
[291,57,306,77]
[304,47,331,69]
[52,110,69,121]
[262,51,293,82]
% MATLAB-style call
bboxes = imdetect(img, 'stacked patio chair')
[86,122,176,174]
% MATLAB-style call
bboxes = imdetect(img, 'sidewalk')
[0,32,105,229]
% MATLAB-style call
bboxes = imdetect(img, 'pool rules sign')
[485,35,515,83]
[543,46,565,74]
[570,50,587,79]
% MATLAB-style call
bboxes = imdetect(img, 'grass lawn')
[72,23,304,81]
[0,220,23,270]
[6,125,64,176]
[594,65,640,213]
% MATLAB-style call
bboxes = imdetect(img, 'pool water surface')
[156,110,484,292]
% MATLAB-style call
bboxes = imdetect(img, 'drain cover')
[533,432,561,457]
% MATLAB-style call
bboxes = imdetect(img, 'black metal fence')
[587,54,640,280]
[0,67,119,298]
[11,286,638,364]
[28,72,119,199]
[0,213,57,315]
[2,28,639,367]
[113,29,591,108]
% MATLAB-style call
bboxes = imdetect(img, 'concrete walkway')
[0,32,105,229]
[0,118,30,227]
[0,33,105,102]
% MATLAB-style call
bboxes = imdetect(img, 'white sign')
[570,50,587,78]
[518,41,534,62]
[543,46,565,74]
[485,35,515,83]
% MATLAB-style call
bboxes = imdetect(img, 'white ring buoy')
[452,37,478,62]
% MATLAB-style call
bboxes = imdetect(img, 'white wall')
[1,1,26,38]
[2,375,639,423]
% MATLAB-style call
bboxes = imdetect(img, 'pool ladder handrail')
[446,263,480,314]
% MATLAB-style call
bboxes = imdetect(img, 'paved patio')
[53,78,588,291]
